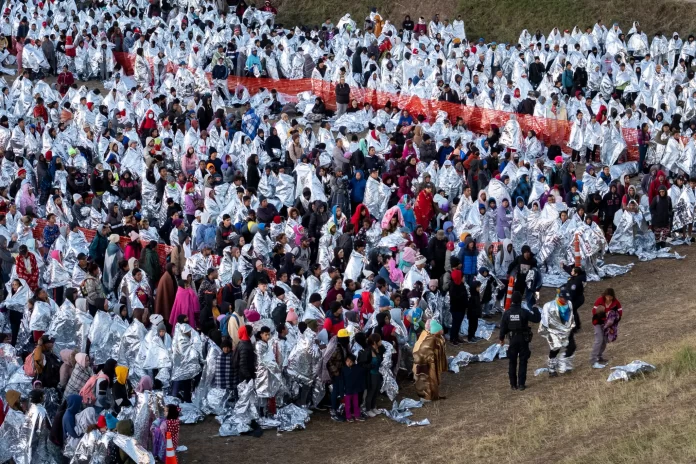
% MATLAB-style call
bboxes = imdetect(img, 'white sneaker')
[365,410,376,418]
[592,362,606,369]
[371,409,381,416]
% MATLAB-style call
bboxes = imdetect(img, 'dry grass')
[274,0,696,44]
[412,342,696,464]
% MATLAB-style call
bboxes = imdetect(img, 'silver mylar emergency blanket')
[29,299,58,332]
[286,329,321,386]
[65,231,90,276]
[0,409,24,463]
[15,404,58,464]
[255,340,283,399]
[92,431,154,464]
[171,323,204,382]
[193,341,227,416]
[219,380,259,437]
[117,319,148,369]
[403,266,430,290]
[672,188,695,231]
[0,343,21,394]
[448,351,475,373]
[69,430,101,464]
[379,341,398,400]
[276,173,296,207]
[294,163,327,202]
[460,318,497,340]
[477,343,508,362]
[43,257,71,290]
[87,311,115,365]
[606,360,656,382]
[184,253,214,282]
[133,391,164,450]
[383,398,430,427]
[46,299,80,353]
[218,249,238,286]
[4,278,30,312]
[600,124,627,166]
[539,300,574,351]
[138,328,173,372]
[344,249,367,282]
[364,176,391,220]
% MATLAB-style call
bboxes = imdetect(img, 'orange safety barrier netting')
[112,52,639,162]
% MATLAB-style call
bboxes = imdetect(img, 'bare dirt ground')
[178,245,696,464]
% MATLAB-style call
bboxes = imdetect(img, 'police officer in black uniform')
[499,291,541,390]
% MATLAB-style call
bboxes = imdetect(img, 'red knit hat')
[97,415,107,429]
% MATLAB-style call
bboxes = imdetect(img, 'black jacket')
[517,98,536,115]
[650,194,672,228]
[335,83,351,104]
[499,303,541,342]
[419,142,437,164]
[528,62,545,84]
[448,281,469,312]
[233,339,256,383]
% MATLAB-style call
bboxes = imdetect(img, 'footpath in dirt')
[179,246,695,464]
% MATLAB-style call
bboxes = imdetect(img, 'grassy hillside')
[274,0,696,44]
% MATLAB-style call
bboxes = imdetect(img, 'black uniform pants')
[450,311,465,342]
[507,337,531,387]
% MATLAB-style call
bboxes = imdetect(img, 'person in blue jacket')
[458,236,478,285]
[349,170,366,211]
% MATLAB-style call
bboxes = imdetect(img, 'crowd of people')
[0,0,689,461]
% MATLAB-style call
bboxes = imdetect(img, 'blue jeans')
[330,375,344,411]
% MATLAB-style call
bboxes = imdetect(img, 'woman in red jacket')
[414,185,434,230]
[590,288,622,369]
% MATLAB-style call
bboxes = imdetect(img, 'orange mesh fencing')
[113,52,639,161]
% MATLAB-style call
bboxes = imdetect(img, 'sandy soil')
[177,245,694,464]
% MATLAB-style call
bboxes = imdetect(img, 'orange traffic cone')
[504,276,515,310]
[574,233,582,268]
[165,432,177,464]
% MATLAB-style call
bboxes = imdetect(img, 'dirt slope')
[273,0,696,44]
[180,246,696,464]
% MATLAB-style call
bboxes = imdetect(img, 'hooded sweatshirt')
[62,394,83,439]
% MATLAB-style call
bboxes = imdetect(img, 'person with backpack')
[30,335,61,389]
[219,271,244,309]
[86,358,117,414]
[225,300,247,348]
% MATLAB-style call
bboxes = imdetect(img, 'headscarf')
[135,375,153,393]
[115,366,129,385]
[350,204,370,234]
[75,353,89,368]
[5,390,20,410]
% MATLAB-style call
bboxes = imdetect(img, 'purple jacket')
[496,205,512,239]
[184,193,200,215]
